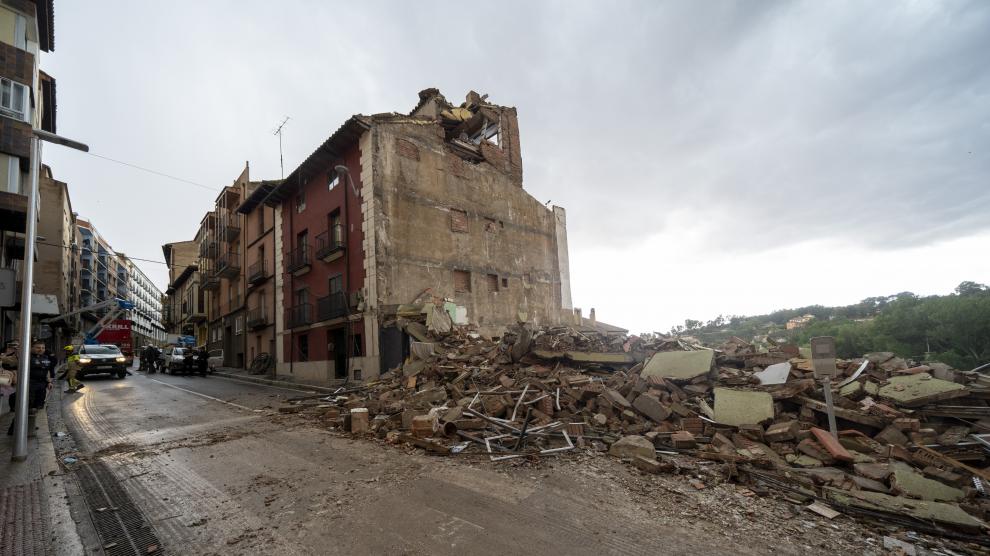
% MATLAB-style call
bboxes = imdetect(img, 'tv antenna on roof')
[273,116,291,178]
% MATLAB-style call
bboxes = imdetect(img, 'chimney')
[590,308,596,326]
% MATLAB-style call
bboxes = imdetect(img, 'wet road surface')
[60,370,758,555]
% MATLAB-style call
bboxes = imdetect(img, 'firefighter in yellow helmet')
[63,345,84,393]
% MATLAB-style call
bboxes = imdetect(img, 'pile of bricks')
[280,325,990,540]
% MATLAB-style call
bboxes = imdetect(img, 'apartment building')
[0,0,55,344]
[162,240,205,344]
[237,177,278,366]
[265,89,571,385]
[117,253,165,347]
[34,164,76,345]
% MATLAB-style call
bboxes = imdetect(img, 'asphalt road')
[59,370,761,555]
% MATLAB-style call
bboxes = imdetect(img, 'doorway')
[328,329,347,379]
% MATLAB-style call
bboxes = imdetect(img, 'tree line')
[671,281,990,371]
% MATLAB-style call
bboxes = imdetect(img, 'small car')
[162,346,189,374]
[77,344,128,379]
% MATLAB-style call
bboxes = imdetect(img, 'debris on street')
[277,317,990,547]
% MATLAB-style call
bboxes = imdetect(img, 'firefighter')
[63,345,84,393]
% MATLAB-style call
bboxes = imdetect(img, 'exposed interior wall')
[372,114,564,336]
[553,206,572,311]
[358,128,380,379]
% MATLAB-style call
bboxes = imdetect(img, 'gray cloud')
[41,0,990,291]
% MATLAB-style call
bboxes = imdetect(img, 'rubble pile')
[280,322,990,545]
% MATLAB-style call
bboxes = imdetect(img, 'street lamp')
[11,129,89,462]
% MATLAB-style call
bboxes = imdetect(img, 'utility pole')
[12,129,89,462]
[273,117,290,179]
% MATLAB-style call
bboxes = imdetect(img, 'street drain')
[74,461,163,555]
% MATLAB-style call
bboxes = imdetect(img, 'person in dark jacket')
[195,347,209,376]
[7,340,54,435]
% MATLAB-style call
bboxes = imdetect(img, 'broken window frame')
[469,117,500,147]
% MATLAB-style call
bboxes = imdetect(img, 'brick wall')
[0,41,34,85]
[0,117,30,159]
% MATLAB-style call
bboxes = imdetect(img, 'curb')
[210,369,339,394]
[39,390,89,555]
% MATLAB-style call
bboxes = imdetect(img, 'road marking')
[211,373,319,394]
[148,378,256,411]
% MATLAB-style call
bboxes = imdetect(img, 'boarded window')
[453,270,471,293]
[487,274,499,292]
[450,209,468,233]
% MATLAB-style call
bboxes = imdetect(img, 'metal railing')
[315,225,344,260]
[316,291,347,321]
[286,303,312,328]
[246,306,269,328]
[286,246,310,273]
[247,259,267,283]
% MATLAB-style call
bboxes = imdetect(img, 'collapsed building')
[261,89,574,384]
[277,323,990,549]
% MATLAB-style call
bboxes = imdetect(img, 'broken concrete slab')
[754,362,791,385]
[890,462,964,502]
[632,393,671,423]
[765,420,800,442]
[878,373,968,408]
[642,350,714,382]
[825,488,984,532]
[608,435,656,460]
[713,388,774,427]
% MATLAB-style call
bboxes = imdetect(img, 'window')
[453,270,471,293]
[329,274,343,294]
[295,287,309,307]
[487,274,499,292]
[296,230,308,251]
[329,210,342,246]
[0,78,28,123]
[298,334,309,362]
[501,277,509,289]
[450,209,468,233]
[258,209,265,235]
[235,315,244,335]
[353,333,363,357]
[328,173,339,190]
[14,15,25,50]
[296,188,306,213]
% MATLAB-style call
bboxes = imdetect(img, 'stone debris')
[277,323,990,548]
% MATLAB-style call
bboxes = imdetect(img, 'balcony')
[316,291,347,321]
[246,306,270,329]
[247,259,269,285]
[185,304,207,323]
[200,271,220,291]
[216,250,241,279]
[286,303,312,329]
[220,212,241,243]
[315,226,345,262]
[286,246,311,276]
[199,240,217,258]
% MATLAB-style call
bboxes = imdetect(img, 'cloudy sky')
[42,1,990,333]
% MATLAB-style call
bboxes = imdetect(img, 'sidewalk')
[0,392,86,556]
[211,366,341,394]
